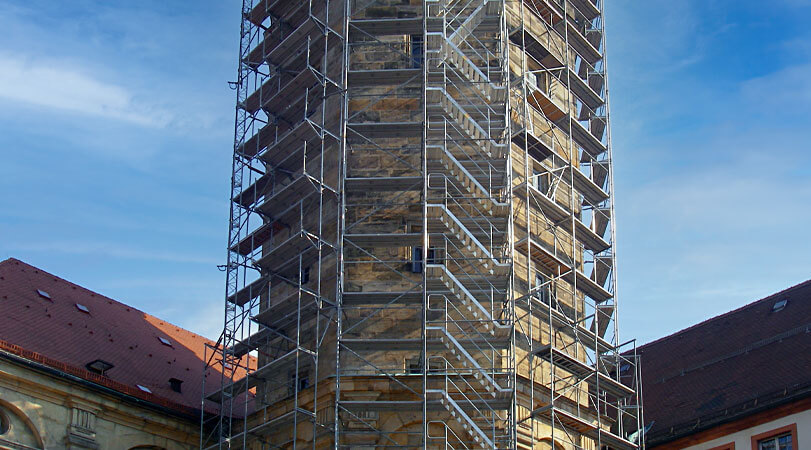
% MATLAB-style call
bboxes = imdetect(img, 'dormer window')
[86,359,114,376]
[169,378,183,393]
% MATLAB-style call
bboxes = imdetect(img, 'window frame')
[707,443,735,450]
[751,423,797,450]
[535,272,551,305]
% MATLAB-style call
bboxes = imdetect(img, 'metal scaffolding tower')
[201,0,643,448]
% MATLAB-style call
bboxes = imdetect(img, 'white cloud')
[0,53,174,127]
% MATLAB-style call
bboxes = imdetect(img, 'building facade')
[639,280,811,450]
[203,0,642,448]
[0,258,227,449]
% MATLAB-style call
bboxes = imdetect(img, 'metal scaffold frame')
[202,0,642,448]
[508,0,643,448]
[201,0,344,448]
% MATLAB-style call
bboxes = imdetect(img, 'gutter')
[0,348,200,423]
[647,384,811,447]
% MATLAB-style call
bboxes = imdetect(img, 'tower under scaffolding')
[201,0,644,448]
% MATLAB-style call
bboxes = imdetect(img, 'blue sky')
[0,1,809,345]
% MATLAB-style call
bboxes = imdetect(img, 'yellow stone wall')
[0,357,198,449]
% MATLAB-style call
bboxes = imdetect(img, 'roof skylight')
[36,289,51,300]
[772,299,788,312]
[137,384,152,393]
[76,303,90,313]
[158,337,173,347]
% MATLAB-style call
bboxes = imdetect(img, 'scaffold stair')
[444,38,506,103]
[430,389,494,449]
[448,0,500,49]
[429,145,508,216]
[427,264,510,337]
[427,204,509,275]
[429,88,506,159]
[428,326,509,397]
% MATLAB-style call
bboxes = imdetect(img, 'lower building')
[638,279,811,449]
[0,258,235,449]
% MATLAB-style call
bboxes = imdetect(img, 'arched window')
[0,400,44,448]
[0,409,9,434]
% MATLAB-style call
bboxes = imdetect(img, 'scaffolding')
[202,0,643,448]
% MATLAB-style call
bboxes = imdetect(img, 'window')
[758,434,792,450]
[772,299,788,312]
[411,246,423,273]
[75,303,90,313]
[410,34,423,68]
[536,273,558,310]
[536,273,550,304]
[405,357,422,374]
[533,169,550,194]
[707,443,735,450]
[289,370,309,395]
[752,424,796,450]
[37,289,52,300]
[412,246,442,272]
[158,337,173,347]
[528,71,548,94]
[169,378,183,393]
[300,266,310,284]
[426,247,440,265]
[0,409,8,435]
[136,384,152,393]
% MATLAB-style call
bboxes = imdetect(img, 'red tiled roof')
[0,258,247,417]
[638,279,811,446]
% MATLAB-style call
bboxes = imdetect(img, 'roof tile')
[0,257,251,416]
[639,279,811,445]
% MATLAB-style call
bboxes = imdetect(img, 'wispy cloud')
[740,62,811,113]
[6,241,220,265]
[0,53,175,127]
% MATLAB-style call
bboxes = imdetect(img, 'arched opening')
[0,409,9,434]
[537,436,565,450]
[0,399,44,449]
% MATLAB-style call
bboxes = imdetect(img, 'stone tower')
[202,1,643,448]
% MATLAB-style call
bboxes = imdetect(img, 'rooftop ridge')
[0,257,217,344]
[638,277,811,350]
